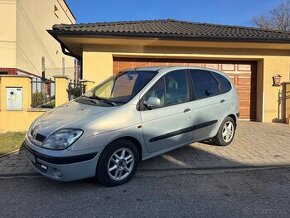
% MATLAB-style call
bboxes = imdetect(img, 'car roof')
[133,66,225,75]
[134,66,166,71]
[126,66,229,79]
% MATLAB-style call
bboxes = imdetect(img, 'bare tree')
[252,0,290,31]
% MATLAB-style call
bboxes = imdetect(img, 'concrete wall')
[263,57,290,123]
[0,0,75,78]
[0,0,17,68]
[83,51,113,85]
[16,0,75,78]
[82,44,290,123]
[0,75,69,132]
[0,76,42,132]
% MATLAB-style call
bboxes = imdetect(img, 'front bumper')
[24,140,99,182]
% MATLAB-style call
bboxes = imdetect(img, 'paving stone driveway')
[0,121,290,176]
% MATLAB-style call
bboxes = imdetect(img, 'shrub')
[31,92,46,108]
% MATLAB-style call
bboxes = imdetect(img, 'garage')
[50,18,290,122]
[113,57,257,120]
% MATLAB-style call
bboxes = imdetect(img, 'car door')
[139,70,193,153]
[190,69,229,141]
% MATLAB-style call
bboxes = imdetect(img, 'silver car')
[24,66,239,186]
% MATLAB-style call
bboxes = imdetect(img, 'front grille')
[35,133,46,142]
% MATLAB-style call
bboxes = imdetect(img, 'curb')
[0,164,290,178]
[0,148,22,159]
[0,172,38,177]
[138,164,290,172]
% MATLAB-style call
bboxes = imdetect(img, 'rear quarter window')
[212,72,232,94]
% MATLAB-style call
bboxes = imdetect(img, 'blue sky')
[66,0,284,27]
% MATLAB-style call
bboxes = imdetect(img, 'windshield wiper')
[82,95,117,106]
[81,96,100,105]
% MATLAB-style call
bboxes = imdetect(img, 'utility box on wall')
[6,87,23,111]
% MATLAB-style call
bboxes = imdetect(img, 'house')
[49,19,290,123]
[0,0,77,80]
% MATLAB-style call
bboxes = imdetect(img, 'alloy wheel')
[107,148,135,181]
[222,121,234,143]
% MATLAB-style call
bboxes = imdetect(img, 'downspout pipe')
[60,44,83,80]
[47,30,83,79]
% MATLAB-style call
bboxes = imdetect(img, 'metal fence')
[31,78,55,108]
[67,80,86,100]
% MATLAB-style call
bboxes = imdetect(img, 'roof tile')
[51,19,290,43]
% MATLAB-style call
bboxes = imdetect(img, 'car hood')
[31,100,115,137]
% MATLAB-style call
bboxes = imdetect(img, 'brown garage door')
[113,57,257,120]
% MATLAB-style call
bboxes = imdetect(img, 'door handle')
[220,99,226,103]
[184,108,191,113]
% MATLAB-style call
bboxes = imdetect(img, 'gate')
[67,80,86,100]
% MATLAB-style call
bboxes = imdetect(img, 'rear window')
[212,72,232,94]
[190,70,220,100]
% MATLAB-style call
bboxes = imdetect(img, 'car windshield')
[79,71,157,106]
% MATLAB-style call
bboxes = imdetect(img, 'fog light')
[54,168,63,177]
[40,164,48,170]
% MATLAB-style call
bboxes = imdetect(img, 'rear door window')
[190,70,220,100]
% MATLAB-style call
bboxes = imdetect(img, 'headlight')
[42,129,83,150]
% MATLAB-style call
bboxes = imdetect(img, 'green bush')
[31,92,55,108]
[31,92,46,108]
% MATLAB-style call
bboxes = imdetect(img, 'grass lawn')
[0,132,26,156]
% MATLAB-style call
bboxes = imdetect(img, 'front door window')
[143,70,190,109]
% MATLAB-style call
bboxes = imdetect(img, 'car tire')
[96,139,139,187]
[213,117,236,146]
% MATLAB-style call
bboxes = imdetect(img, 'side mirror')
[144,97,161,109]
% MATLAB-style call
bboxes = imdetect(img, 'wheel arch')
[227,114,237,125]
[110,136,143,162]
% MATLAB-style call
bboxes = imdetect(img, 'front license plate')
[25,149,36,163]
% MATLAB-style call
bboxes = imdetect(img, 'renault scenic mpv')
[24,67,239,186]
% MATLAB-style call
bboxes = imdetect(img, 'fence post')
[54,75,69,106]
[80,80,95,92]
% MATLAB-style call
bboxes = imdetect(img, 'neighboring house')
[0,0,76,79]
[49,19,290,123]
